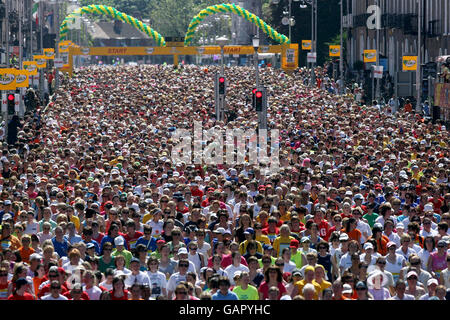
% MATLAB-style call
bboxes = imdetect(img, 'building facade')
[347,0,450,77]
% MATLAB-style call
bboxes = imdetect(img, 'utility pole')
[5,0,9,68]
[54,0,60,92]
[375,0,380,101]
[39,0,44,98]
[416,0,422,113]
[310,0,315,87]
[339,0,344,95]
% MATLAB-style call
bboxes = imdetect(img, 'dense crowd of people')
[0,62,449,301]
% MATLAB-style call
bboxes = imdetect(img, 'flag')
[32,2,39,25]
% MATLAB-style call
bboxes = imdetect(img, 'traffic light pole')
[54,1,60,93]
[257,87,267,131]
[39,1,44,99]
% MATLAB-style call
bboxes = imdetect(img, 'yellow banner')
[302,40,312,51]
[14,70,29,88]
[43,48,55,59]
[22,61,38,76]
[0,68,17,90]
[59,41,71,53]
[363,50,377,63]
[402,56,418,71]
[329,45,341,57]
[281,44,299,71]
[34,55,47,68]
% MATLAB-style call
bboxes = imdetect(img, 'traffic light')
[7,94,15,115]
[422,78,429,99]
[218,76,225,95]
[255,90,263,112]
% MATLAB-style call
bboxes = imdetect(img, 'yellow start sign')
[363,50,377,63]
[329,45,341,57]
[302,40,312,51]
[402,56,418,71]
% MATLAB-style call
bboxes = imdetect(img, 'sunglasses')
[189,247,197,250]
[0,273,8,276]
[176,291,187,295]
[408,276,418,280]
[49,274,59,278]
[179,264,189,267]
[51,286,61,289]
[72,290,82,294]
[160,200,169,203]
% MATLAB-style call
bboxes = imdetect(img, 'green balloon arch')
[184,3,290,46]
[59,5,166,47]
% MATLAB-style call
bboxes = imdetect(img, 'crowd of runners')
[0,62,449,300]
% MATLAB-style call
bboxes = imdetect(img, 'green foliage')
[74,0,231,39]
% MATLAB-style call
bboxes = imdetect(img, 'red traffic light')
[252,88,257,94]
[219,77,225,83]
[255,91,262,98]
[7,94,14,101]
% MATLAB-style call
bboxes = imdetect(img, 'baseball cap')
[2,213,12,221]
[289,239,299,248]
[342,284,353,294]
[353,194,364,200]
[437,239,447,247]
[156,239,166,244]
[424,203,434,212]
[386,241,397,248]
[86,243,95,249]
[215,227,226,235]
[130,257,140,264]
[4,200,11,205]
[363,242,374,250]
[355,281,367,290]
[304,266,315,274]
[406,271,418,279]
[427,279,438,286]
[178,247,188,255]
[301,236,310,243]
[339,233,349,241]
[244,228,255,235]
[114,236,125,246]
[29,253,42,261]
[292,270,302,277]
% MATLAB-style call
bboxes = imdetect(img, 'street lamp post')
[272,0,300,43]
[300,0,316,87]
[216,36,228,76]
[252,35,260,87]
[340,0,344,95]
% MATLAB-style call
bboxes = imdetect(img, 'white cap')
[342,284,353,294]
[339,233,349,241]
[114,236,125,246]
[363,242,374,250]
[424,203,434,212]
[178,247,188,255]
[427,279,438,286]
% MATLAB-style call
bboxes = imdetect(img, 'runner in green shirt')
[232,272,259,300]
